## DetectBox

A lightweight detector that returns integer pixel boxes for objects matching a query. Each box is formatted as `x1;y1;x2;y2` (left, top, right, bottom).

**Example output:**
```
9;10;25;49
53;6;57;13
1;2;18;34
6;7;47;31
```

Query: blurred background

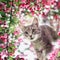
0;0;60;60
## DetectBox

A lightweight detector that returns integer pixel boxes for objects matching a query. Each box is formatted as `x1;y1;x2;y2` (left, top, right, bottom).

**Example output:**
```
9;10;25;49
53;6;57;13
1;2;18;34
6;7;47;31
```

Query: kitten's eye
25;32;28;34
32;29;35;32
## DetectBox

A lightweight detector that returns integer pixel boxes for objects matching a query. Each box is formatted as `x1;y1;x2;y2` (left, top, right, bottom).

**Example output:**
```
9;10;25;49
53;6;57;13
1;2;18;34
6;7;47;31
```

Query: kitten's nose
30;35;32;37
30;35;33;39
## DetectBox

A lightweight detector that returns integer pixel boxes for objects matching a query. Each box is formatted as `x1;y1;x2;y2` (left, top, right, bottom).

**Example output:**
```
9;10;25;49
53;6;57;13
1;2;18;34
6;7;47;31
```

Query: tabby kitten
19;18;58;60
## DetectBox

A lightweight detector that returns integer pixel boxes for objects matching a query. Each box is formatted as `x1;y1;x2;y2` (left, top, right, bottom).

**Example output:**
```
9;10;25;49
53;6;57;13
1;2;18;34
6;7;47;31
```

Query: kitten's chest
32;39;45;51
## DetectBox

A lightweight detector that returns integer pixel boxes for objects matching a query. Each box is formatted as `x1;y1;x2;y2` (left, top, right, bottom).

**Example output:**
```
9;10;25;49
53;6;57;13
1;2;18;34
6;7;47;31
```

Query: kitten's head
19;17;40;41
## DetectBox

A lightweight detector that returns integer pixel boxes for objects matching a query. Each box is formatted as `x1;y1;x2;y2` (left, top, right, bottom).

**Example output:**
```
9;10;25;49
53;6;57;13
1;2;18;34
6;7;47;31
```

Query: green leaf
0;27;3;31
10;16;19;25
0;27;5;34
0;0;11;3
0;11;8;20
0;39;4;44
8;47;12;53
53;10;60;15
11;45;15;49
11;40;15;44
8;56;13;60
0;48;3;52
30;2;34;6
9;25;15;33
6;3;11;8
18;50;21;52
8;44;15;53
15;1;21;6
57;51;60;57
0;11;5;17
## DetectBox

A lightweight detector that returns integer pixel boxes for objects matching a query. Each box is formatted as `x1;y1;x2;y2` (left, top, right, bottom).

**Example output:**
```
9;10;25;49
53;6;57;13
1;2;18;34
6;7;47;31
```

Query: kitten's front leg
42;50;47;60
36;50;44;60
36;50;47;60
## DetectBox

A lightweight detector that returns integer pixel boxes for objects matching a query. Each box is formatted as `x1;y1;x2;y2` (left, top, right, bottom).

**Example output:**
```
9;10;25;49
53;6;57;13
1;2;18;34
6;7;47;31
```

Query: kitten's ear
32;17;38;27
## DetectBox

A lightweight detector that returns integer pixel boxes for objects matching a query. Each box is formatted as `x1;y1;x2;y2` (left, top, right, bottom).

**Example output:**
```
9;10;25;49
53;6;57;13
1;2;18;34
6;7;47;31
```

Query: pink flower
37;0;41;3
31;10;34;15
42;0;47;6
42;0;55;7
0;33;7;43
4;33;7;39
18;38;23;42
58;32;60;36
4;8;11;13
0;55;2;60
57;39;60;45
48;49;59;60
19;3;26;8
14;0;19;2
21;0;26;3
2;34;7;39
37;5;40;10
53;15;58;20
0;2;6;11
13;31;20;36
0;44;6;48
0;20;3;25
57;1;60;9
20;58;24;60
29;7;33;11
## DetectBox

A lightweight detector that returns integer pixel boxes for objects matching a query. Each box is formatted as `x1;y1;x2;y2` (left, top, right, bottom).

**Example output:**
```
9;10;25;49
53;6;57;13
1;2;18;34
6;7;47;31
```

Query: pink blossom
20;58;24;60
57;39;60;45
0;44;6;48
21;0;26;3
37;5;40;10
18;38;23;42
4;33;7;39
0;34;7;39
19;3;26;8
31;10;34;15
0;20;3;25
0;2;6;11
14;31;20;36
0;34;7;43
4;8;11;13
0;55;2;60
42;0;55;6
48;49;59;60
16;55;24;60
57;31;60;36
42;0;47;6
14;0;19;2
1;50;8;59
0;35;5;39
57;1;60;9
37;0;41;3
53;15;58;20
19;20;26;25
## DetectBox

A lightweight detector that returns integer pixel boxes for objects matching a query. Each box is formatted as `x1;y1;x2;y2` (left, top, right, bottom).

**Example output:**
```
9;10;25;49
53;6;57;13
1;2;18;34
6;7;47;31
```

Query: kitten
19;18;58;60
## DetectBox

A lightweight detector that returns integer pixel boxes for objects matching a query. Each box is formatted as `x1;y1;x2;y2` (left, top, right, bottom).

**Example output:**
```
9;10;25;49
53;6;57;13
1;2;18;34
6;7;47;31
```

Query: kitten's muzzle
30;35;33;39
